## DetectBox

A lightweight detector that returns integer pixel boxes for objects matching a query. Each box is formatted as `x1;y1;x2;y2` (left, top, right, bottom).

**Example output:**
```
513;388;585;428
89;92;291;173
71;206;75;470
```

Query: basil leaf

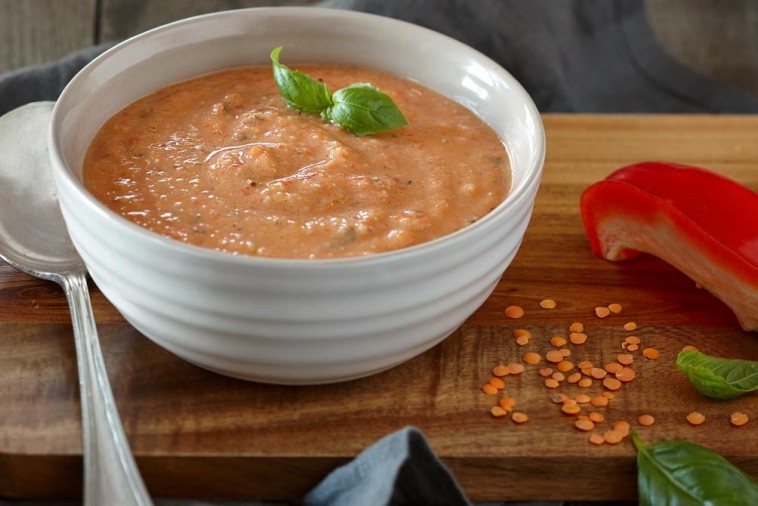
632;433;758;506
270;48;407;136
270;47;332;115
676;349;758;399
325;83;408;135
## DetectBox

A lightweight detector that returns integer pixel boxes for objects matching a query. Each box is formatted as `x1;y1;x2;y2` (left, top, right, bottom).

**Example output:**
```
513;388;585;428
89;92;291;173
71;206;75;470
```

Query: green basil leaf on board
270;47;407;135
326;83;408;135
676;349;758;400
632;433;758;506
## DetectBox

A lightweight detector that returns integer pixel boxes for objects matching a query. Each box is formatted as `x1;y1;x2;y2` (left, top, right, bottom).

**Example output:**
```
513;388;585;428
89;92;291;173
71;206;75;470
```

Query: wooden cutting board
1;114;757;502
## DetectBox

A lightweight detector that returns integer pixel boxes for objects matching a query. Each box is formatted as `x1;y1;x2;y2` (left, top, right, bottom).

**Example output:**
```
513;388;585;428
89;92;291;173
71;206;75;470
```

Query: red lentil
540;298;557;309
505;305;525;318
642;347;660;360
686;412;706;426
730;412;749;427
595;306;611;318
511;412;529;424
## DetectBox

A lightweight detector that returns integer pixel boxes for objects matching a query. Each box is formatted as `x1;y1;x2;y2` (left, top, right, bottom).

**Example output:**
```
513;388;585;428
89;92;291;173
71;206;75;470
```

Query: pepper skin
580;162;758;331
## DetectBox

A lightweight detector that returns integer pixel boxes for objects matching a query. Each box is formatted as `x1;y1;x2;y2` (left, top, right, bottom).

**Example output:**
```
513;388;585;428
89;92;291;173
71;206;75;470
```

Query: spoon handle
62;271;153;506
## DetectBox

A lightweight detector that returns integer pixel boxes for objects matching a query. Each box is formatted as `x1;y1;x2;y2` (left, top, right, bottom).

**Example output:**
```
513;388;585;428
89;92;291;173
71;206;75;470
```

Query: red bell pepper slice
580;161;758;331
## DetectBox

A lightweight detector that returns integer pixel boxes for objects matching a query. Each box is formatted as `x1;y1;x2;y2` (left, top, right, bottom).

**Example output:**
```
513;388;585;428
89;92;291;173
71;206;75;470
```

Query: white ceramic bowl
49;7;545;384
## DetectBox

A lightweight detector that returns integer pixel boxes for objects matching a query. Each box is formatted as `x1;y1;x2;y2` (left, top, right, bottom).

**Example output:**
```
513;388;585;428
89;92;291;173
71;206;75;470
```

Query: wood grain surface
1;114;757;502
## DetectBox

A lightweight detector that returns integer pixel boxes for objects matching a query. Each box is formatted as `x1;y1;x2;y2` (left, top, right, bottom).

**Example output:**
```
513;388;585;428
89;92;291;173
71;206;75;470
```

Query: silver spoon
0;102;152;506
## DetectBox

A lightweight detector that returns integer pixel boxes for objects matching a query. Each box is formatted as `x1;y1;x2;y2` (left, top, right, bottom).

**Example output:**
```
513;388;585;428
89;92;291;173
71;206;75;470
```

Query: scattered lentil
569;332;588;345
602;377;622;391
498;396;516;412
562;402;582;415
540;298;557;309
557;360;575;372
615;367;636;383
589;433;605;445
603;430;624;444
550;393;569;404
578;378;593;388
490;406;508;418
508;363;525;375
595;306;611;318
613;421;631;437
686;411;706;426
511;412;529;424
616;354;634;366
515;334;530;346
730;412;749;427
522;352;542;365
550;336;568;347
538;367;554;377
642;347;660;360
590;367;608;379
590;395;609;407
505;305;525;319
545;350;564;363
493;365;510;377
489;376;506;390
544;378;560;389
604;362;623;374
569;322;584;333
482;383;498;395
485;300;701;448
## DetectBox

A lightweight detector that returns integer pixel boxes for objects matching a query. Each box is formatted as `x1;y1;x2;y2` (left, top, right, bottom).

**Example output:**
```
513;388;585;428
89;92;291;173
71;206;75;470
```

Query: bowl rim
49;6;545;269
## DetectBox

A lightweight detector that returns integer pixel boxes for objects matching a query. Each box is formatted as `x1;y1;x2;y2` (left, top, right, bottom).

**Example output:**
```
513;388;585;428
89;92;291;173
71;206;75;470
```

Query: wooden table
1;114;757;502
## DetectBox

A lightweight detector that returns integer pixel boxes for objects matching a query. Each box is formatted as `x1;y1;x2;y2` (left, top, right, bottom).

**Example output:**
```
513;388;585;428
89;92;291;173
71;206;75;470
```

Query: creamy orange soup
83;65;511;259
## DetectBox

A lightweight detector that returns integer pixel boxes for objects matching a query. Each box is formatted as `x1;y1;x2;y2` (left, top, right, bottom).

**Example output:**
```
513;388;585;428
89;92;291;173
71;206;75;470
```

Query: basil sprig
676;349;758;400
270;47;407;135
632;433;758;505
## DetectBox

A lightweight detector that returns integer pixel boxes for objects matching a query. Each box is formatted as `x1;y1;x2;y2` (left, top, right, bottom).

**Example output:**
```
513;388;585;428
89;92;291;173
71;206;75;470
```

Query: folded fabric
3;0;758;115
305;426;470;506
0;44;112;116
321;0;758;113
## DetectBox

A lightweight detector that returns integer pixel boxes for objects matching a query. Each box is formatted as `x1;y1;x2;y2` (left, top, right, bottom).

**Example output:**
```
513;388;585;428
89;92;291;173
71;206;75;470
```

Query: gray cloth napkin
321;0;758;113
305;426;470;506
1;0;755;504
3;0;758;115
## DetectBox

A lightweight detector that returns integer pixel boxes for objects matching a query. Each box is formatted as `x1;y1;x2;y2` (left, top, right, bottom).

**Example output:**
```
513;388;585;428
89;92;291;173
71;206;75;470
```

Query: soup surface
83;65;511;258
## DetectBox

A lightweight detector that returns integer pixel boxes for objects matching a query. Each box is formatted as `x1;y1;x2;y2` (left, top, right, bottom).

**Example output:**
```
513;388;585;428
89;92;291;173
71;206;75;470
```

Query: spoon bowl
0;102;151;506
0;102;81;279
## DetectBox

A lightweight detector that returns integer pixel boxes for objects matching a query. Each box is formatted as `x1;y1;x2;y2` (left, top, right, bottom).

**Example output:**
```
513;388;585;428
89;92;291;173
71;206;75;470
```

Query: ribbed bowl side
55;179;537;383
50;7;545;384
